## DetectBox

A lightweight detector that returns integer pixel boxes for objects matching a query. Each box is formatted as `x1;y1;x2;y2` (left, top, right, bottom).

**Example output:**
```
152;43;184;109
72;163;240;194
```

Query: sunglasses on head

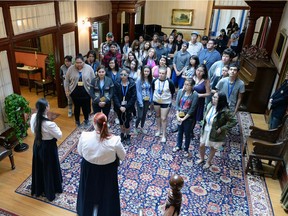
120;73;128;77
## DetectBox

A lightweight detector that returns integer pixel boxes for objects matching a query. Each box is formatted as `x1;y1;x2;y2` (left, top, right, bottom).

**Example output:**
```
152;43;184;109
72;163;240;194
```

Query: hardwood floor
0;86;286;215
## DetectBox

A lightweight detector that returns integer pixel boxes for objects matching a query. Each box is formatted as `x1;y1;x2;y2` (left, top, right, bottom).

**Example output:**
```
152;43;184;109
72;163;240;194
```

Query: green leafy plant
47;53;56;79
4;93;31;144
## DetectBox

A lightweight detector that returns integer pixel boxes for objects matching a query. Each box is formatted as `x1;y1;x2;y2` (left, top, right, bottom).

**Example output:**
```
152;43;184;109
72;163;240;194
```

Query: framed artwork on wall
274;29;287;60
171;9;193;26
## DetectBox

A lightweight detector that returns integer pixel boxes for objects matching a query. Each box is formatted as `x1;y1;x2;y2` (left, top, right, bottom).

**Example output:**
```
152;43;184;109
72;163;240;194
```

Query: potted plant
46;53;56;80
4;93;31;152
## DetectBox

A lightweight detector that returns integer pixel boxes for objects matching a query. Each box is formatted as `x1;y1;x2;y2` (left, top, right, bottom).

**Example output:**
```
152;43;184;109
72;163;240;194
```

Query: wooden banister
164;174;184;216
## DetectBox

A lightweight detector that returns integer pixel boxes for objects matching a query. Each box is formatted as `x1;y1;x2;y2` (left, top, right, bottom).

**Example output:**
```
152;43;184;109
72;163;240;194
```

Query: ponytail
93;112;111;141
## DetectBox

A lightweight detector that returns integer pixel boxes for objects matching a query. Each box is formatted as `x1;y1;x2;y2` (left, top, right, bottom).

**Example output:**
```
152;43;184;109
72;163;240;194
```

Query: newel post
164;174;184;216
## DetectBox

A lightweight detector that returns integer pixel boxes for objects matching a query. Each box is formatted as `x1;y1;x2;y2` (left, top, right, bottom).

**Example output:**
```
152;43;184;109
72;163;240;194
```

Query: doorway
89;15;109;59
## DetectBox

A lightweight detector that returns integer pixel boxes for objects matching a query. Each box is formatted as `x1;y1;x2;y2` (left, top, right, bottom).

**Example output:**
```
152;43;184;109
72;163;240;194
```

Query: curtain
0;51;14;134
0;7;7;38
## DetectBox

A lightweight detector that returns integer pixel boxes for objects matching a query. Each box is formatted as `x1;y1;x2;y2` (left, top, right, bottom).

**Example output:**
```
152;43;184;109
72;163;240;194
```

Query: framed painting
274;29;287;60
171;9;193;26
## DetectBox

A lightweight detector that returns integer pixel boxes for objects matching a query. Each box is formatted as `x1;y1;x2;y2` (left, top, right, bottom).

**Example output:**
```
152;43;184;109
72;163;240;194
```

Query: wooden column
243;16;257;48
244;1;286;56
129;12;135;41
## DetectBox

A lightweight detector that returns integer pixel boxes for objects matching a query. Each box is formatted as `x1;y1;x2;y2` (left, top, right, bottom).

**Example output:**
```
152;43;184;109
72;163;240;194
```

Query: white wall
77;1;111;54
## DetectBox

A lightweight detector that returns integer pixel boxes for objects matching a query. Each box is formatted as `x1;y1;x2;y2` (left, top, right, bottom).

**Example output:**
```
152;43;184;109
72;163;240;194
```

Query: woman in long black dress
77;112;126;216
30;98;63;201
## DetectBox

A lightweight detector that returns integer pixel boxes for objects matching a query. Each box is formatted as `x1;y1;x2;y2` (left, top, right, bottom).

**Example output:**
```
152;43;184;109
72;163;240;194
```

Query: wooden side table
34;80;55;98
17;66;43;92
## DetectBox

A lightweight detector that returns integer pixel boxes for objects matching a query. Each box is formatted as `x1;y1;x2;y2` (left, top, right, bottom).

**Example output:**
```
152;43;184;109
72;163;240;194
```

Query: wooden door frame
88;14;110;51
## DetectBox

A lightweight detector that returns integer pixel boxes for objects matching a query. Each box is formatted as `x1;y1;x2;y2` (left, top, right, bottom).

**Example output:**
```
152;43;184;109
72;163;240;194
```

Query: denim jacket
202;102;237;142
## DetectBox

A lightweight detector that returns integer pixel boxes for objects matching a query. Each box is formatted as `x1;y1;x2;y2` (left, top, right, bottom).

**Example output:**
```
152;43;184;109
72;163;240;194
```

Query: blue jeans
176;118;193;151
269;115;282;129
172;70;184;89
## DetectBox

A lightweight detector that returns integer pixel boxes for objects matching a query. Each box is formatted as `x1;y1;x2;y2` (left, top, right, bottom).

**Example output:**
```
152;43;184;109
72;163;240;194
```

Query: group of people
32;25;281;215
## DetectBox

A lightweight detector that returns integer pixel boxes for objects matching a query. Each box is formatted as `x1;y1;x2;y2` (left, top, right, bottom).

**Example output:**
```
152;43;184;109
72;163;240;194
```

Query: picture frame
171;9;193;26
274;29;287;60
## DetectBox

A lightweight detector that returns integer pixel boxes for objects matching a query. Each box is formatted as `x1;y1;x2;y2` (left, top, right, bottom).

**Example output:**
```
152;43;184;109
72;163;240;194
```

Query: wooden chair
244;115;288;179
0;136;15;170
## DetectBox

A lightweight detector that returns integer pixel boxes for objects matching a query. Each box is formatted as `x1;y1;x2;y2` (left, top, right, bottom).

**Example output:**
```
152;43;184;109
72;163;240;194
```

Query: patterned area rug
31;108;60;121
15;110;274;215
0;208;18;216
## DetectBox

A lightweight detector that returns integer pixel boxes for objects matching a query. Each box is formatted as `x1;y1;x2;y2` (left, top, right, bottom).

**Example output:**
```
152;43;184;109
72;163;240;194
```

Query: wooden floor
0;86;285;215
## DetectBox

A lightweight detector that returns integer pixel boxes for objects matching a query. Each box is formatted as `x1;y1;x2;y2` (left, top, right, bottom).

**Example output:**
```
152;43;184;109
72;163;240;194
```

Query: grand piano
239;58;277;114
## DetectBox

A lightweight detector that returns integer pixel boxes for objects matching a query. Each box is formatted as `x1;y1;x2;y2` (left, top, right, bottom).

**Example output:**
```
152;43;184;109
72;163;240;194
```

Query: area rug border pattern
15;112;275;215
238;111;274;216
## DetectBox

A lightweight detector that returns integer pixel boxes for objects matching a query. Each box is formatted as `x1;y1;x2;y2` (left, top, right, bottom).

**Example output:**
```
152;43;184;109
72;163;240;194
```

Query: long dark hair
107;58;119;72
34;98;50;145
216;92;229;113
188;55;200;69
141;65;153;84
196;64;208;80
96;65;106;81
93;112;111;141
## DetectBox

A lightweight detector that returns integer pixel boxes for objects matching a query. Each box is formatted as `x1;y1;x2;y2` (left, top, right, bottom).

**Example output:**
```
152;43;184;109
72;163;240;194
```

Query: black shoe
172;127;178;133
76;121;80;127
120;133;125;142
84;120;90;127
126;134;131;145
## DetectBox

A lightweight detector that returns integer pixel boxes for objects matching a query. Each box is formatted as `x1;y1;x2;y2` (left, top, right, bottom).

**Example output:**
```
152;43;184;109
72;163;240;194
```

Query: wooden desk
17;66;43;92
34;80;55;98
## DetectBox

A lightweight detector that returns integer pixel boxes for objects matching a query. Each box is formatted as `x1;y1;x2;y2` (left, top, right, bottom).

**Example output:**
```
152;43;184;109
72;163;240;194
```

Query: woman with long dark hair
135;66;153;134
197;92;236;169
85;50;100;73
172;79;198;157
90;65;114;118
106;58;120;83
30;98;62;201
77;112;126;216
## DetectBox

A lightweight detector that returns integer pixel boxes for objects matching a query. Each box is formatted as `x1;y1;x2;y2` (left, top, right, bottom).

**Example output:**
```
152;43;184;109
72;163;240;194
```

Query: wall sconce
82;17;91;28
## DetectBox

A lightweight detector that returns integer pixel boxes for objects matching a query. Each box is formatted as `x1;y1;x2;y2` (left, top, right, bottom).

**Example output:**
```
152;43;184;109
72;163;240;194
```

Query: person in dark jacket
269;71;288;129
90;65;114;118
113;68;137;145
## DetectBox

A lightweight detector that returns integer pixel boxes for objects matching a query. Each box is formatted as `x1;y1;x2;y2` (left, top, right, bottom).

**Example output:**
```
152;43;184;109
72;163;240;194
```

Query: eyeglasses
120;74;128;77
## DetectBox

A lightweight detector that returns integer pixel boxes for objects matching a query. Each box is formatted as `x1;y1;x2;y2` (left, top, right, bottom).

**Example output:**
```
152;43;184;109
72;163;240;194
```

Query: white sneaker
161;136;166;143
141;128;147;134
155;131;161;137
68;110;72;117
134;128;139;135
115;118;120;125
203;163;211;169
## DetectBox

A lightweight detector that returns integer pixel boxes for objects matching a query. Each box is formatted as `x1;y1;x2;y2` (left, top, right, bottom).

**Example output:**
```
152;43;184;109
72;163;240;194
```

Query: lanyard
158;79;166;95
227;79;236;98
180;95;188;109
100;79;104;95
79;72;82;81
112;73;116;82
208;106;215;125
121;84;128;100
144;81;150;96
